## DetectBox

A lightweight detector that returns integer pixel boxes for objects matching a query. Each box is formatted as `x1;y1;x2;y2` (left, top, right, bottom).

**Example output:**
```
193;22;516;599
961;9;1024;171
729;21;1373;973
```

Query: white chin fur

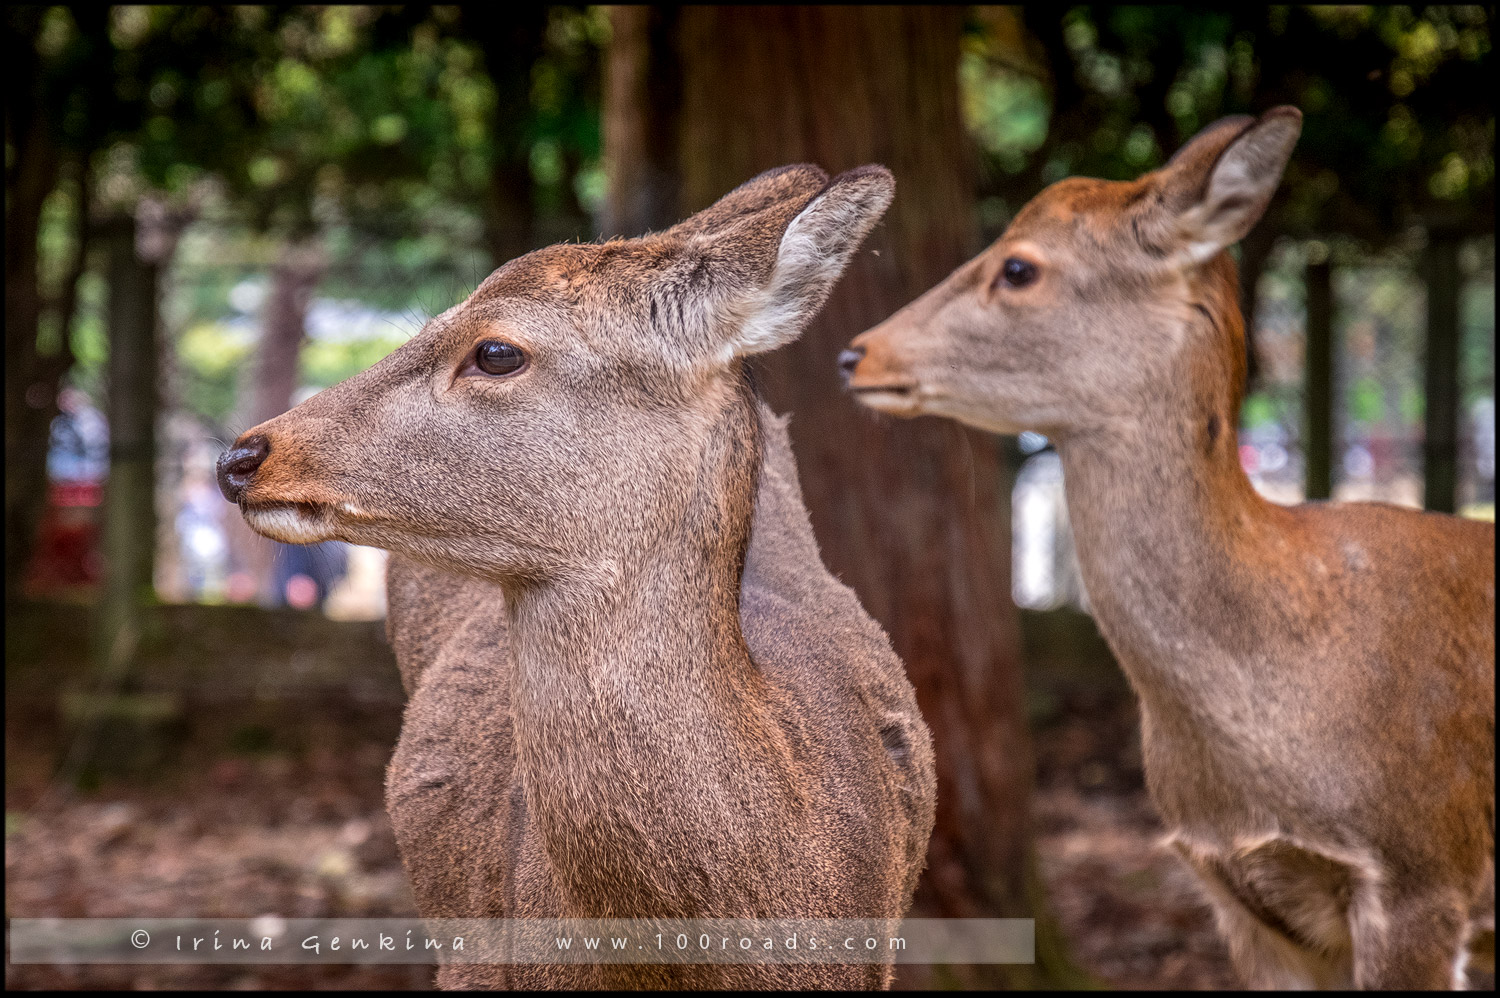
244;505;334;544
852;389;923;417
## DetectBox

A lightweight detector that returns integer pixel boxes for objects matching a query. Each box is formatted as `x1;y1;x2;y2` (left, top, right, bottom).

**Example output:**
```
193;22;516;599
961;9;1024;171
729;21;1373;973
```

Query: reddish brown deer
843;107;1495;989
217;164;936;988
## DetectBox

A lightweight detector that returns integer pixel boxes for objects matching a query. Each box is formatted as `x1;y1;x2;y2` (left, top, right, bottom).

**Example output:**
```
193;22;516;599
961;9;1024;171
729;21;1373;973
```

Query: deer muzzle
216;429;348;545
841;325;923;416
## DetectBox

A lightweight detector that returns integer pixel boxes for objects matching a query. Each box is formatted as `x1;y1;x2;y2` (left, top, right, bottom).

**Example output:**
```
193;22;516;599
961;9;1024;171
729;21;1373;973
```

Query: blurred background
6;5;1493;990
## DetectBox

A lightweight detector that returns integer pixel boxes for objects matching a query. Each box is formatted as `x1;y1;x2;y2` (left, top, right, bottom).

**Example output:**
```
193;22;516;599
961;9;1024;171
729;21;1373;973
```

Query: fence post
1422;229;1462;513
1304;244;1335;501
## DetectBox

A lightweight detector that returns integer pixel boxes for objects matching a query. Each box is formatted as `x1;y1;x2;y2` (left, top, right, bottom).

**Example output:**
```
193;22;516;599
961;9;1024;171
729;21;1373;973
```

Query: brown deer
216;164;936;988
842;107;1495;989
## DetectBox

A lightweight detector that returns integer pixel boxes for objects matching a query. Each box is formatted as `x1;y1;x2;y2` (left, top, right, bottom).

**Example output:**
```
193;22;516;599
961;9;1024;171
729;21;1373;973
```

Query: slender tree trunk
1422;230;1461;513
1303;251;1335;500
98;213;159;672
251;241;325;428
231;238;326;606
609;6;1073;986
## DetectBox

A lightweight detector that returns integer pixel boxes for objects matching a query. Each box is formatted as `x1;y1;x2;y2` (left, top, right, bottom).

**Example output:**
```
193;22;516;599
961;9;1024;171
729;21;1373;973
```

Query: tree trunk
5;111;63;600
1303;251;1335;501
251;241;325;428
98;213;159;672
463;6;549;266
231;238;326;606
600;5;681;239
5;7;101;601
1422;230;1461;513
608;6;1072;986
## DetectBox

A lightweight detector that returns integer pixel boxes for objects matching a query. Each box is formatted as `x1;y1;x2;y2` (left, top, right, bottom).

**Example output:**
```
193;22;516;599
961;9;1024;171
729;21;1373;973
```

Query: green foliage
1349;376;1385;425
1241;394;1280;431
300;332;409;391
961;6;1495;244
174;321;256;425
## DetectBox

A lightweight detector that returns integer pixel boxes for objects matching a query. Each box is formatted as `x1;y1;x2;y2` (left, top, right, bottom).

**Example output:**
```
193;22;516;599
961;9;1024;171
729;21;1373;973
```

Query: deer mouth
848;381;924;416
242;501;339;545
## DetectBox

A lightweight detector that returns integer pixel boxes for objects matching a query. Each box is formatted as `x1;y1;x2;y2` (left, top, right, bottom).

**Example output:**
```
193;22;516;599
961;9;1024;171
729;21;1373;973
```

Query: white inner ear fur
718;183;889;362
1173;149;1270;266
1172;120;1298;267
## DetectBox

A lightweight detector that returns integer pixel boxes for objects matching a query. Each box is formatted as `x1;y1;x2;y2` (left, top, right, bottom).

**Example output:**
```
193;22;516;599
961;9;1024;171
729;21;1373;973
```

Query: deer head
218;165;894;592
842;107;1302;438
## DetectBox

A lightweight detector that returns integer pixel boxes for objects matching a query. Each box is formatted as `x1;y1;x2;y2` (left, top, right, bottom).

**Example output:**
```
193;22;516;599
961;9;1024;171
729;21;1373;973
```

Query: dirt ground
3;602;1486;990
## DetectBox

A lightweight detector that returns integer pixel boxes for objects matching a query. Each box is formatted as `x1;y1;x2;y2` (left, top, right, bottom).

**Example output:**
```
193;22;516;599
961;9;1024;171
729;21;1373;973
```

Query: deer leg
1464;861;1495;978
1200;875;1349;988
1352;884;1471;989
1172;840;1352;988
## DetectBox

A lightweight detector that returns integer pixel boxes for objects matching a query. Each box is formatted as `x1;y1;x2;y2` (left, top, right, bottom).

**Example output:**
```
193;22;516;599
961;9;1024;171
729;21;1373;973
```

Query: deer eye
999;257;1039;290
473;341;527;377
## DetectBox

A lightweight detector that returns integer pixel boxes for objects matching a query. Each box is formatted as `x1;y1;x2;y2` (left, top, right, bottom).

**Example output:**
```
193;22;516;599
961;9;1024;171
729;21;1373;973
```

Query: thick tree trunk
463;6;549;266
5;115;63;600
608;6;1070;986
6;8;105;601
1422;230;1461;513
1303;252;1335;500
600;6;681;239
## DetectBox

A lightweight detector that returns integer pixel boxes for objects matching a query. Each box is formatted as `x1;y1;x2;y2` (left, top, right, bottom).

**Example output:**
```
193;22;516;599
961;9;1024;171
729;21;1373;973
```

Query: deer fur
220;164;936;988
845;107;1495;989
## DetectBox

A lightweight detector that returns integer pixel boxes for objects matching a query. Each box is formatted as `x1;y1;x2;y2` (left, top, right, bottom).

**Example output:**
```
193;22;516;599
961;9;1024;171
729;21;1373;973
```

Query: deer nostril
838;346;866;383
216;434;271;503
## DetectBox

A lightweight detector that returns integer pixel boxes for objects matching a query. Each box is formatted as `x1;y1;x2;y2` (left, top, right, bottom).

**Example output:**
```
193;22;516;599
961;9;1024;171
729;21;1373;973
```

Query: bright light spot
188;524;224;560
1343;444;1375;480
229;279;267;314
285;574;319;610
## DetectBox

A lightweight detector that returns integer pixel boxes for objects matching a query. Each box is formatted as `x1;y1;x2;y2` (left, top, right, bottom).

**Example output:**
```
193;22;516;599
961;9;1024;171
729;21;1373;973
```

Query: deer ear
1161;106;1302;264
669;163;831;240
720;164;894;359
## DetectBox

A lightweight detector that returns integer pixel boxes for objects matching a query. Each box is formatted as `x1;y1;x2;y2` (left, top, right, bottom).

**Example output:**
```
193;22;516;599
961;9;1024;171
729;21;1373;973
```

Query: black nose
838;346;865;383
216;434;270;503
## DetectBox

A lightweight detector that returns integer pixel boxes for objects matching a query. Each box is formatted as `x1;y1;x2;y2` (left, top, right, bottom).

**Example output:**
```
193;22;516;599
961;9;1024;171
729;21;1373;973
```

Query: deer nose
216;434;271;503
838;346;865;383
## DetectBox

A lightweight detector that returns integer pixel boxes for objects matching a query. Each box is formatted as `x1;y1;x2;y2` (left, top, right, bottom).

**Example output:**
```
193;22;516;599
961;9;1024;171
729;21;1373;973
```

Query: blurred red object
24;481;103;592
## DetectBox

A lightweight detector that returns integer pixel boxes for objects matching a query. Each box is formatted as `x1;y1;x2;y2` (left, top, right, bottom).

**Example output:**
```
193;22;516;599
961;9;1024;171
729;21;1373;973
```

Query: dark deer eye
999;257;1039;289
473;341;526;377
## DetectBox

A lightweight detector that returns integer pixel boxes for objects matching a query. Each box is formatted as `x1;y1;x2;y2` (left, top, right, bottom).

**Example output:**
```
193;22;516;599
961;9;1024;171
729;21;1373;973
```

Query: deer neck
1055;329;1286;722
502;377;798;915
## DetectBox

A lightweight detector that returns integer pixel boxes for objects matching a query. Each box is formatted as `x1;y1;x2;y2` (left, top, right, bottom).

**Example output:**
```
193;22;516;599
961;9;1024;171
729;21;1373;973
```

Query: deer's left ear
649;163;893;368
1161;106;1302;264
722;164;894;359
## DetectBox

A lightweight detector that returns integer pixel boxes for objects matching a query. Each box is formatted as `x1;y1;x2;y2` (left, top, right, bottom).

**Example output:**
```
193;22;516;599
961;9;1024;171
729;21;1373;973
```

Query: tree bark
609;6;1070;986
1422;231;1461;513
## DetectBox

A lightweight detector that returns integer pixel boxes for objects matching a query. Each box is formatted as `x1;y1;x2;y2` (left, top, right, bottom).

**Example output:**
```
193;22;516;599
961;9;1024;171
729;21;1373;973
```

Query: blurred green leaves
961;5;1494;242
